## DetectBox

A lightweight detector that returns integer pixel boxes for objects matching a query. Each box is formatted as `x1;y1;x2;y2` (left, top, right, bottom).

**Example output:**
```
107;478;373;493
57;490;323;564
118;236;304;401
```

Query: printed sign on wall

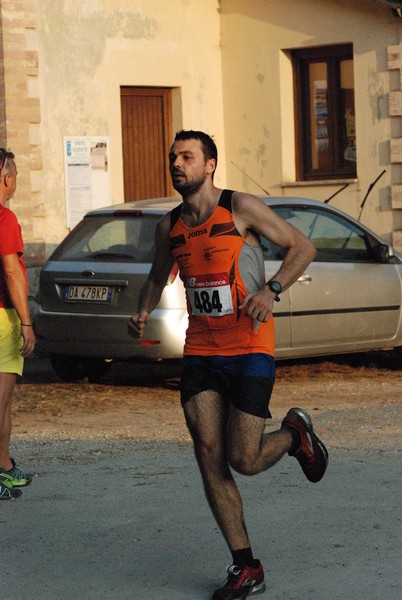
64;136;111;228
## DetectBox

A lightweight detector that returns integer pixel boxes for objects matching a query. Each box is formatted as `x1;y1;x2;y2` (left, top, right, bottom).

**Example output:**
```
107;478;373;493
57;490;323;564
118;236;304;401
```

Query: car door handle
297;273;312;284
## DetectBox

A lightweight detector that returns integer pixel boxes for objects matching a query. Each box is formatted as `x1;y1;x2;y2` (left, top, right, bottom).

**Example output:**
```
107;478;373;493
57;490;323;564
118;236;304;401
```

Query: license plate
63;285;113;302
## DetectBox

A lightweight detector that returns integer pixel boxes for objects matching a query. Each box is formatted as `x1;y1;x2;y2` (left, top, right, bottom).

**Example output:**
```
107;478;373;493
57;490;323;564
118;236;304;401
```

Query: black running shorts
180;353;275;419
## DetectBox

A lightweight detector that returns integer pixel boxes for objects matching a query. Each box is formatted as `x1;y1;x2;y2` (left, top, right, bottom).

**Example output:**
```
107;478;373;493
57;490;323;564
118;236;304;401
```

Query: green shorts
0;308;24;375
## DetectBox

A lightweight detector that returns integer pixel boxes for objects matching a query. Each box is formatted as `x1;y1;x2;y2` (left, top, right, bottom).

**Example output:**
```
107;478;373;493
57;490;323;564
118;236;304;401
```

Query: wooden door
121;87;173;201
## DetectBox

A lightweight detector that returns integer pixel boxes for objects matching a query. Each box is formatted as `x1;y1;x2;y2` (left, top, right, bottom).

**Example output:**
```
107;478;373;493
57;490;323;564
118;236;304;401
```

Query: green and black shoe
0;459;32;487
0;476;22;500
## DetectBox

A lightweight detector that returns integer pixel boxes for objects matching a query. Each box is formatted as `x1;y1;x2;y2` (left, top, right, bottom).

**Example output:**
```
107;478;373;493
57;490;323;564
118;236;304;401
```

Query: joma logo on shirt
188;228;207;238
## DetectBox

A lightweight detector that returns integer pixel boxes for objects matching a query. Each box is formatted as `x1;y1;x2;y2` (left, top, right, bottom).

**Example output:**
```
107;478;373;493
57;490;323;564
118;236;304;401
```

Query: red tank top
169;190;275;357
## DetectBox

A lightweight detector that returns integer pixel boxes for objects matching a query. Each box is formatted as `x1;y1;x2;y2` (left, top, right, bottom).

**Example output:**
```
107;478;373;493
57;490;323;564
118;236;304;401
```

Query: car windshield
50;214;159;263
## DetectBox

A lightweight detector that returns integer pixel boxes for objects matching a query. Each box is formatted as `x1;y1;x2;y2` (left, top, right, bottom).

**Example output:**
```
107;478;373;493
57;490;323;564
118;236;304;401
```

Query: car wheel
85;358;111;383
392;346;402;367
49;354;110;382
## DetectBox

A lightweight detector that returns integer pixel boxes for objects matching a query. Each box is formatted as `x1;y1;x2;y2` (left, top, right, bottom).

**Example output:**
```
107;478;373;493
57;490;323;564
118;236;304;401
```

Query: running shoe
0;458;32;487
281;407;328;483
212;562;266;600
0;477;22;500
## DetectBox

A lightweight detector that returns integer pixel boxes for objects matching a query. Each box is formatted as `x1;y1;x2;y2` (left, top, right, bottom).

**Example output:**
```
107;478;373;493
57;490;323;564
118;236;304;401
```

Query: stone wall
388;43;402;251
0;0;45;316
0;2;44;253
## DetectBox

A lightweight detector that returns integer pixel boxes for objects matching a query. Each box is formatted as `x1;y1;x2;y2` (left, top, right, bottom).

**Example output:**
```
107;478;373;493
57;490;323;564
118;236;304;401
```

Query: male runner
128;130;328;599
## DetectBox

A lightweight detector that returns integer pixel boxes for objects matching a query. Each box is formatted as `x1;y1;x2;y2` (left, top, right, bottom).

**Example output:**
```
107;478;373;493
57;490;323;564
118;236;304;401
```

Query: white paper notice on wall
64;136;111;228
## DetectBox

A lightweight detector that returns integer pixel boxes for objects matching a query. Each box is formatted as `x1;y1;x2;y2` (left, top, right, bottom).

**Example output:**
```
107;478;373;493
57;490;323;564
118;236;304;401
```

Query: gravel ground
1;352;401;600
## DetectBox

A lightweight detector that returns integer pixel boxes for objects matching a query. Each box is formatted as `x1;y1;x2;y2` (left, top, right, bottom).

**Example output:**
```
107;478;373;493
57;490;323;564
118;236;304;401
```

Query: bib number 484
193;289;223;314
186;273;234;317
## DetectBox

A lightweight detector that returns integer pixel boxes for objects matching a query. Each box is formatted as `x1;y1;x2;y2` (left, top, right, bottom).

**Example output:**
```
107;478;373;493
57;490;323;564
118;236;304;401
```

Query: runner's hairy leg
227;406;292;476
183;390;251;551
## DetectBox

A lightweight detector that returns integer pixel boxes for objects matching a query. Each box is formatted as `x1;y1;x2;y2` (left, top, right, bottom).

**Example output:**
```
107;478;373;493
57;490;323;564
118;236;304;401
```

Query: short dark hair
173;130;218;167
0;148;15;177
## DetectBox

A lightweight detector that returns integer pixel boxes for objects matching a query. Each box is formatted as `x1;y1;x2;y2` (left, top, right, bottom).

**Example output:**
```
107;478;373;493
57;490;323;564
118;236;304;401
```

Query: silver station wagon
35;196;402;381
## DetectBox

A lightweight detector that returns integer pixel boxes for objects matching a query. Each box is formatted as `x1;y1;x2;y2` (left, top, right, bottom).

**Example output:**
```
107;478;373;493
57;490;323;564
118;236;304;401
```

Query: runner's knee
227;448;259;476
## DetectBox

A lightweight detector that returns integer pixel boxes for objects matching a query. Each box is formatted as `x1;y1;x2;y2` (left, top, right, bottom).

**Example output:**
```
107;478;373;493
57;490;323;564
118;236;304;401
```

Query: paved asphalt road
1;435;400;600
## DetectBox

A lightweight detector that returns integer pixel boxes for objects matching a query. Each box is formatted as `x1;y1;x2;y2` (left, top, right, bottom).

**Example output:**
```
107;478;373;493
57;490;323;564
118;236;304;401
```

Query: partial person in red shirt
0;148;35;500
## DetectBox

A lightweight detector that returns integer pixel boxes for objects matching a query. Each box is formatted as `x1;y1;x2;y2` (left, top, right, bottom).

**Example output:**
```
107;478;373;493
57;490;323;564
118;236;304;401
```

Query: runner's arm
233;193;317;321
128;214;176;339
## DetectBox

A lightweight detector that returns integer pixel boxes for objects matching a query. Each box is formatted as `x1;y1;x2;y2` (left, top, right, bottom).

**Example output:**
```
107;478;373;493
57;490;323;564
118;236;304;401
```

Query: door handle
297;273;312;284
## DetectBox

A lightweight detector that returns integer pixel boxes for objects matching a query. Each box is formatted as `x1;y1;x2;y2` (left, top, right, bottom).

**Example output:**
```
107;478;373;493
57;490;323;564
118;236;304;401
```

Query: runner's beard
172;173;207;196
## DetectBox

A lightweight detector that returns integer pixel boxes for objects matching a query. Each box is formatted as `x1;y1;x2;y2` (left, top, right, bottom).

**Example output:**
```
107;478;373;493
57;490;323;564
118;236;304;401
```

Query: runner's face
169;139;214;195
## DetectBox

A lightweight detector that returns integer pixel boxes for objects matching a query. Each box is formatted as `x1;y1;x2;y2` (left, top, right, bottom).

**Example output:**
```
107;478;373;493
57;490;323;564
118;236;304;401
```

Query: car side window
260;239;285;261
265;205;373;263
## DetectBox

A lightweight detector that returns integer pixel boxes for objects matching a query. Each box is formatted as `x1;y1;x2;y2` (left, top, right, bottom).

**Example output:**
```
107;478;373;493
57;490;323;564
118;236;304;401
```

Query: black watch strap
266;279;282;302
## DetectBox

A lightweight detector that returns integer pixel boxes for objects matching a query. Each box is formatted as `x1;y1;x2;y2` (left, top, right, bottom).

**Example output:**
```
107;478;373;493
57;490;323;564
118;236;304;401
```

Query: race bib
185;273;234;317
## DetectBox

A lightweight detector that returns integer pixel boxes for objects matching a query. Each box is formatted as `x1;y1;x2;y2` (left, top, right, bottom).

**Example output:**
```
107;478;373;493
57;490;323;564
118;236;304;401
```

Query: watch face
268;280;282;294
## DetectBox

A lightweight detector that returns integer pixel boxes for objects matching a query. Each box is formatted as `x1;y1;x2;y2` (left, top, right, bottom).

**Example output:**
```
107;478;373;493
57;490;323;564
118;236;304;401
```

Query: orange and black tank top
169;189;275;357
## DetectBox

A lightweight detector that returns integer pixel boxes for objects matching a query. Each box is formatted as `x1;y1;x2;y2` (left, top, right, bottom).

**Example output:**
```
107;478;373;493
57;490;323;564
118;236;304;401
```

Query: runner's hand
20;325;36;357
128;311;149;339
239;287;276;322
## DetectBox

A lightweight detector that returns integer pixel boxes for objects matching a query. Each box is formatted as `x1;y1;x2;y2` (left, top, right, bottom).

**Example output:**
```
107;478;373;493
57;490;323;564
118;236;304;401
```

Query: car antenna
358;169;386;221
324;183;349;203
231;161;270;195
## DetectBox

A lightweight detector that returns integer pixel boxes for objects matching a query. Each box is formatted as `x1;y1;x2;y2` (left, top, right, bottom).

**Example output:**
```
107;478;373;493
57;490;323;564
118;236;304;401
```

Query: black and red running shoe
212;562;266;600
282;407;329;483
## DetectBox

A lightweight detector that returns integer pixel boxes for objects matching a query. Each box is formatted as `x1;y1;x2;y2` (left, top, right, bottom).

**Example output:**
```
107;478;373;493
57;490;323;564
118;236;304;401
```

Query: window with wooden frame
293;44;356;181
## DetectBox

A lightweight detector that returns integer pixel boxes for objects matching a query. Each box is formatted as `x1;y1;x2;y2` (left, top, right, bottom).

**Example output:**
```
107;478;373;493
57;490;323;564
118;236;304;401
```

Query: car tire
49;354;110;383
392;346;402;368
86;358;111;383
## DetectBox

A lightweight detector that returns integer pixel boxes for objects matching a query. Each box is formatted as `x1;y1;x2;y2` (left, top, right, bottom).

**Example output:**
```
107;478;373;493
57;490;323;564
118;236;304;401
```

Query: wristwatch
266;279;282;302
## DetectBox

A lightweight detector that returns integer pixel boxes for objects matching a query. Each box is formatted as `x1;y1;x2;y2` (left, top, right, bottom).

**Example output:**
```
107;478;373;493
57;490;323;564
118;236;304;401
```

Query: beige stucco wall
219;0;402;245
2;0;401;258
32;0;225;248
